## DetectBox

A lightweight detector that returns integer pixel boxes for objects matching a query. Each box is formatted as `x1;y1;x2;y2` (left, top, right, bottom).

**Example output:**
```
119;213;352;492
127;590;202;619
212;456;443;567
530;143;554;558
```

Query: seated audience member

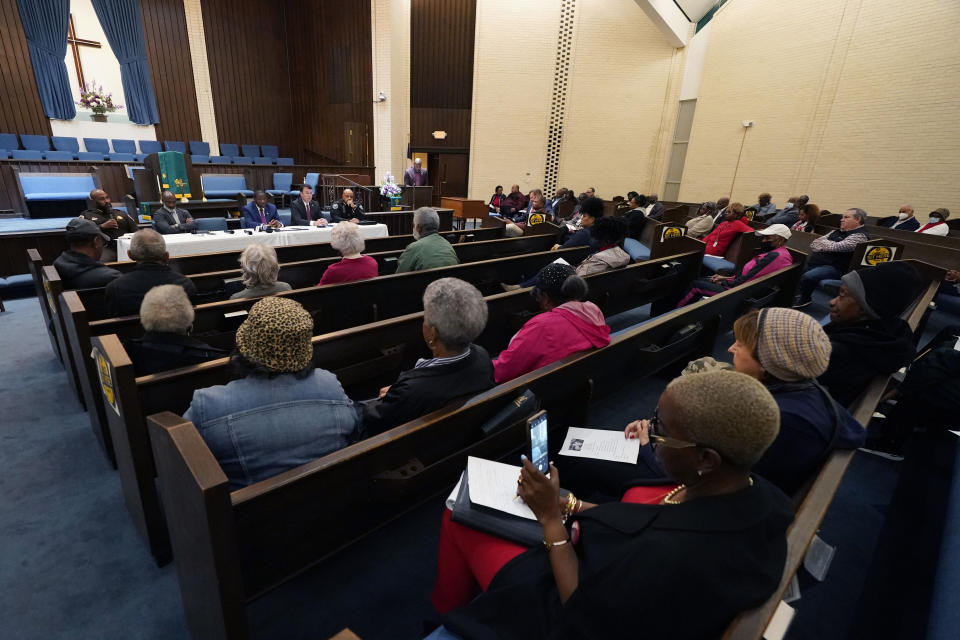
751;192;777;219
935;269;960;316
879;204;920;232
767;194;808;227
862;323;960;458
499;184;528;218
241;191;283;229
575;217;630;276
330;188;367;223
290;184;330;226
184;297;361;490
710;197;731;226
488;185;506;214
677;224;793;306
125;285;226;376
791;203;820;232
79;188;139;261
514;189;545;221
646;193;664;220
363;278;495;434
548;187;568;214
794;207;870;308
622;194;650;260
153;190;197;234
685;201;718;239
552;196;603;250
917;207;950;236
53;218;121;288
318;222;379;285
702;201;753;269
397;207;460;272
230;243;293;299
492;263;610;383
820;261;923;407
104;230;197;317
429;371;791;640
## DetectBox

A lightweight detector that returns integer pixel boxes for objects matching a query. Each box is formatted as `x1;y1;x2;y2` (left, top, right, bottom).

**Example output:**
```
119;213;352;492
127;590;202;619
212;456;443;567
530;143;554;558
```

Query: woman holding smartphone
427;371;792;639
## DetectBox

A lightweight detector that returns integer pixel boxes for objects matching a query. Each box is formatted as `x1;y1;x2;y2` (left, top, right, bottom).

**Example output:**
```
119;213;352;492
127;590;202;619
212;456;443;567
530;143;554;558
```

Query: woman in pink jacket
492;263;611;383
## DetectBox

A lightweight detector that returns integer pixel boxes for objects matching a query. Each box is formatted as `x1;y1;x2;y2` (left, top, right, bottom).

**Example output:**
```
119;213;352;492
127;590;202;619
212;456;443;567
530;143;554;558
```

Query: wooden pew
28;248;61;361
41;266;85;408
89;247;708;562
73;234;561;319
144;265;802;638
721;260;942;640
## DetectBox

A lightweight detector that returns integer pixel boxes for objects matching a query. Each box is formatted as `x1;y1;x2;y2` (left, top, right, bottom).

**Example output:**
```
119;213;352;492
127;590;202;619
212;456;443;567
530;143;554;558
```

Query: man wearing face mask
881;204;920;231
917;207;950;236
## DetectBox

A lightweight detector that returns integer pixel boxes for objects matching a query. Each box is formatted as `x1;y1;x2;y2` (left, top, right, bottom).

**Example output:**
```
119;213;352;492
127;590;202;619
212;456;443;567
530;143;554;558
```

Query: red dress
317;255;378;286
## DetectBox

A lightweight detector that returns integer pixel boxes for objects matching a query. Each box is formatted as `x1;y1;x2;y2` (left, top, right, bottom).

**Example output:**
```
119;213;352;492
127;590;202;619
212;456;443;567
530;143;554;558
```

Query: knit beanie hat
235;297;314;373
841;262;923;320
534;262;576;299
755;307;832;382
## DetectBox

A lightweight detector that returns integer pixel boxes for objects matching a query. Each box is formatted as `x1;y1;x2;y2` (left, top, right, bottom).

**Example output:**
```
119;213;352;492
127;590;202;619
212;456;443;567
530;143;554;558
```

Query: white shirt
919;222;949;236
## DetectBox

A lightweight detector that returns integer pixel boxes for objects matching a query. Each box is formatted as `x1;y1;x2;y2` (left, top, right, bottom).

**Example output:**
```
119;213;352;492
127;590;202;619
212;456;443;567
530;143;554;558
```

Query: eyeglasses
648;408;700;450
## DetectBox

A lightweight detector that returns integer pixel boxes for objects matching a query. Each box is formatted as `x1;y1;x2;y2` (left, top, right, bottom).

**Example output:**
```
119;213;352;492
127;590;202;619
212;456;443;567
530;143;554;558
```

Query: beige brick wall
679;0;960;215
388;0;411;181
183;0;218;152
469;0;687;200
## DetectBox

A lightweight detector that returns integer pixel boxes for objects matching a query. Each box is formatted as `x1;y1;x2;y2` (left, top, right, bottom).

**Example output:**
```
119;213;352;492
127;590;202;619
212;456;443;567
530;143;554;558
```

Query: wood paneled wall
140;0;202;144
200;0;294;159
285;0;374;166
410;0;476;149
0;0;52;137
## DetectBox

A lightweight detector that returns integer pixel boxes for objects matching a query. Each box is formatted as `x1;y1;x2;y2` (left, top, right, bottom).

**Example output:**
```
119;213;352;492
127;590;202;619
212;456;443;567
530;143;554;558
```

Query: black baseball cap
65;218;110;242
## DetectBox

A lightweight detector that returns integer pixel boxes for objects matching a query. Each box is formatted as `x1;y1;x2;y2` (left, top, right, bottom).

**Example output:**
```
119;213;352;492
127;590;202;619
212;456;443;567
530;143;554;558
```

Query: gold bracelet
543;537;569;551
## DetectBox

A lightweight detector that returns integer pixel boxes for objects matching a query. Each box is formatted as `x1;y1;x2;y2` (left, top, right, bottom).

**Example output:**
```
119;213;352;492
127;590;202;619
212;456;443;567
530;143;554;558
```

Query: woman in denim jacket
184;296;361;489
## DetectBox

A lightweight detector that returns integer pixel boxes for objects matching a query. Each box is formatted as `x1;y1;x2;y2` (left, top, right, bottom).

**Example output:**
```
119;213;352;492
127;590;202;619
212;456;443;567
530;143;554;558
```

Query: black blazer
443;476;793;640
362;344;495;435
104;263;198;317
290;199;331;226
153;207;197;234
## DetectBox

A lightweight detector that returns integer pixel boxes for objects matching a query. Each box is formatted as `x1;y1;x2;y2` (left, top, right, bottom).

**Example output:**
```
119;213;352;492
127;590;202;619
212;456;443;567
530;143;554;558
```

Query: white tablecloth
116;224;389;261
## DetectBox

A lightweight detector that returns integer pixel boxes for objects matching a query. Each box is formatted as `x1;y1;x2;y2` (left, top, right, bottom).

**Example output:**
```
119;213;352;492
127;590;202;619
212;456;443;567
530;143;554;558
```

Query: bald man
329;188;366;223
404;157;428;187
79;188;139;261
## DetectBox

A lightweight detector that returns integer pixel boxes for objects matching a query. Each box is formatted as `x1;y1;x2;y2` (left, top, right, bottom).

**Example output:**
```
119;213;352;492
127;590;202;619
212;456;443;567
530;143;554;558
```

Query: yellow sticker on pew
861;245;896;266
92;347;120;416
43;279;56;318
660;226;686;242
529;213;545;226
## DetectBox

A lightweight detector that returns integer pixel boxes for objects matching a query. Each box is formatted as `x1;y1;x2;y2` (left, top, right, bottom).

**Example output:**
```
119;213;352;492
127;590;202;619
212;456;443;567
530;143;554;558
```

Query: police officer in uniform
329;188;367;223
79;188;139;261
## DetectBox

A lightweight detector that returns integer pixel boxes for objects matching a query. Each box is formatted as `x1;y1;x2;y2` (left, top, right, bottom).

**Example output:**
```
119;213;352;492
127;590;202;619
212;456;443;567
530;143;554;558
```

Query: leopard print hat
235;296;313;373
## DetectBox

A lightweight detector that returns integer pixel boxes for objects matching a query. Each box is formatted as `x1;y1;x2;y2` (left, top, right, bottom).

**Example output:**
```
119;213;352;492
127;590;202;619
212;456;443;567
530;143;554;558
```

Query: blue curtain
15;0;75;120
90;0;160;125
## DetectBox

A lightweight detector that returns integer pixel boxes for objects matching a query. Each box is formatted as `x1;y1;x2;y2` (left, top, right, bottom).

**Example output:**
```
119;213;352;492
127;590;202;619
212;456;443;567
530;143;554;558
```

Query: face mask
760;240;775;250
929;216;941;224
783;203;794;210
897;212;909;221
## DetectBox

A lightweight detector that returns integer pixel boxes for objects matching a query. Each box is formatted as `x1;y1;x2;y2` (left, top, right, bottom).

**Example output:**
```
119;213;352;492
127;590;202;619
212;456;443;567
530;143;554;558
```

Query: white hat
756;224;792;240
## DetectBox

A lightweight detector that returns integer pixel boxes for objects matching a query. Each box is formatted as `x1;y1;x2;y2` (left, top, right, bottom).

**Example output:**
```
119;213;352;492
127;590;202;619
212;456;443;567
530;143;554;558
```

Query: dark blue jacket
241;201;281;229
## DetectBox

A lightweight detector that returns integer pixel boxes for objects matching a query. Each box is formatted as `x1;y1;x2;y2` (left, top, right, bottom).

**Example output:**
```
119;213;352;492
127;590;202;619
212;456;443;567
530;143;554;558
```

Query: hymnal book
558;427;641;464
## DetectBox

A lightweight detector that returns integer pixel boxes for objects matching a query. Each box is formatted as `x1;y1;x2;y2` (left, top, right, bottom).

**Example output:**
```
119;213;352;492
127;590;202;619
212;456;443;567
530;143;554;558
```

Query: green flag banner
157;151;192;199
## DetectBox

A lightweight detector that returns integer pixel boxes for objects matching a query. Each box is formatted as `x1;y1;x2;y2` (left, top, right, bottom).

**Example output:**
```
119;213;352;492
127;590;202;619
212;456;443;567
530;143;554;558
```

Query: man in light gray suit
153;191;197;234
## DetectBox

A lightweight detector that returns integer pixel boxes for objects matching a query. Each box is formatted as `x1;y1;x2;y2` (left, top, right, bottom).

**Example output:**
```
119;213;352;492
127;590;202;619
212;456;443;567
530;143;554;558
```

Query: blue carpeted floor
1;284;953;639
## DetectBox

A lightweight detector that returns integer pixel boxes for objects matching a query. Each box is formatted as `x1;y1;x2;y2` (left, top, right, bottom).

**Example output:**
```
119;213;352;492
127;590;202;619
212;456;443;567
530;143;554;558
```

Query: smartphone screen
527;410;549;475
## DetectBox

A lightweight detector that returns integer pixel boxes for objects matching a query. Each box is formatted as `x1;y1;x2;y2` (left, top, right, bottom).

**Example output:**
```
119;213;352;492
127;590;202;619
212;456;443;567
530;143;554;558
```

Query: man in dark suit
290;184;331;226
403;157;428;186
241;190;283;229
104;229;198;317
153;190;197;234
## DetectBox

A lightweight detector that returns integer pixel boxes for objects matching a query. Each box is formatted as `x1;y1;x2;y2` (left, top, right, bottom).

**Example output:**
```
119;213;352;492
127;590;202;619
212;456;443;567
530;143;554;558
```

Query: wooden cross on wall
67;14;101;91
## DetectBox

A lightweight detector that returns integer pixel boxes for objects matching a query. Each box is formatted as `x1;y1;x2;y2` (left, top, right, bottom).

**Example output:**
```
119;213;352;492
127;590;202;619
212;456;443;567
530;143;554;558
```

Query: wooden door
343;121;369;166
433;152;469;205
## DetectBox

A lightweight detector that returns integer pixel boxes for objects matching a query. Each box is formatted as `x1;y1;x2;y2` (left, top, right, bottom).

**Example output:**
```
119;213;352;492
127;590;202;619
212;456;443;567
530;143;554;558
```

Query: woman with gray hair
230;243;293;299
125;285;226;375
362;277;494;435
317;222;378;285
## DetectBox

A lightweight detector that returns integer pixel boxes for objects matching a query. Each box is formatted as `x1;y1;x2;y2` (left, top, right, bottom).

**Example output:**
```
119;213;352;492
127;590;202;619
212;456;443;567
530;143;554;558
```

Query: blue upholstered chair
189;141;210;155
83;138;110;154
51;136;80;157
44;150;75;161
267;173;293;207
0;133;18;152
195;217;228;231
20;135;51;152
219;143;239;157
209;155;231;164
112;139;144;161
252;156;272;165
191;154;211;164
108;153;135;162
201;174;254;198
140;140;163;154
241;144;261;157
289;171;320;198
77;151;106;161
11;149;44;160
0;150;9;159
275;157;294;166
261;144;279;159
232;156;252;164
164;140;187;153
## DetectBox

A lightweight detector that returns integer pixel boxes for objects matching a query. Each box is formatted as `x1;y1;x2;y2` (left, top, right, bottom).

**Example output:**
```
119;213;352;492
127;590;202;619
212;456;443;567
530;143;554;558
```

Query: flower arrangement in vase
380;173;402;210
77;83;124;122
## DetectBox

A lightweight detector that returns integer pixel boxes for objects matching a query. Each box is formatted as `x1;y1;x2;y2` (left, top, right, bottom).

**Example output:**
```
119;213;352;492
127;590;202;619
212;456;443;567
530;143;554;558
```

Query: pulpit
402;185;433;209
